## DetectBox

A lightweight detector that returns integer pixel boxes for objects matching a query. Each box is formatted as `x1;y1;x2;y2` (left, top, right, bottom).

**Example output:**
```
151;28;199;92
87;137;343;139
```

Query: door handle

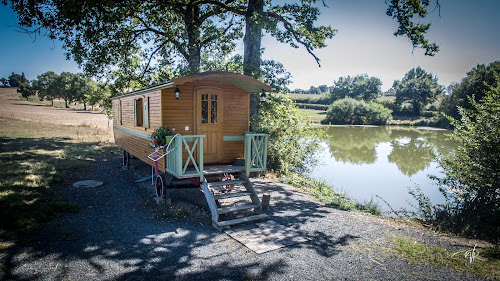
198;127;201;130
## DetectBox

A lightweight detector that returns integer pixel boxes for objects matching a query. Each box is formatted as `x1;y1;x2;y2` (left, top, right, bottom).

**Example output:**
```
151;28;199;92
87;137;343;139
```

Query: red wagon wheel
123;151;130;167
155;175;164;198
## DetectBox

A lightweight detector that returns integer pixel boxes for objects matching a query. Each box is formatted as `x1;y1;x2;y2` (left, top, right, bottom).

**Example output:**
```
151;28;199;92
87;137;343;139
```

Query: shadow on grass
0;136;118;239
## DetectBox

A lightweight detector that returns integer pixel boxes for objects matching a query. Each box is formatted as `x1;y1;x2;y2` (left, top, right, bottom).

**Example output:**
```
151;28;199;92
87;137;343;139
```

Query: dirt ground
0;88;494;280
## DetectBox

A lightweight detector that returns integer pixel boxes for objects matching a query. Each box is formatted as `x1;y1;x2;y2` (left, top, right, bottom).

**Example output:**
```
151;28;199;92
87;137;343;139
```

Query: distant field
283;93;322;100
297;108;327;123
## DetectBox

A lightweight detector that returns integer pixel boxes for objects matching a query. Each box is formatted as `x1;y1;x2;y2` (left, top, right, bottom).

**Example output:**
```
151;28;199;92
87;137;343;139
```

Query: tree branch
264;11;322;67
201;22;234;45
141;41;169;79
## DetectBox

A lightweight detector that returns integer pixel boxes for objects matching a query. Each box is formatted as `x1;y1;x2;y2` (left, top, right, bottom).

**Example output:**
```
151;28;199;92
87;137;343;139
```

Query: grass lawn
0;117;119;241
297;108;327;124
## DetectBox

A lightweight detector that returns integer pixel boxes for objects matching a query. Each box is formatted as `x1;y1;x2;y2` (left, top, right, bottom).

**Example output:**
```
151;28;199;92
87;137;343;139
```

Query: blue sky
1;0;499;91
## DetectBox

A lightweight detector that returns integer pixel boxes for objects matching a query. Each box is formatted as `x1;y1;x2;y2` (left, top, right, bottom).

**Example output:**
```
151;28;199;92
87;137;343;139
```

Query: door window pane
201;94;208;124
211;98;217;124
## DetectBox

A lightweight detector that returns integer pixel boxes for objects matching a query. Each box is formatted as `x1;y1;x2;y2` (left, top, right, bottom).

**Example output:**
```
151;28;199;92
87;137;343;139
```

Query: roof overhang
111;71;272;100
173;71;272;93
111;82;174;100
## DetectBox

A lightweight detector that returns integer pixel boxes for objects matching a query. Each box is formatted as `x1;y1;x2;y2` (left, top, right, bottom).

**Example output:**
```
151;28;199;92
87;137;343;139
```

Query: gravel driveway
1;156;486;281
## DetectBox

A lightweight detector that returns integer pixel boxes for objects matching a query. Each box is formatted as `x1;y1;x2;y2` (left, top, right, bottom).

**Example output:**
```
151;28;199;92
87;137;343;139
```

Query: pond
310;126;457;215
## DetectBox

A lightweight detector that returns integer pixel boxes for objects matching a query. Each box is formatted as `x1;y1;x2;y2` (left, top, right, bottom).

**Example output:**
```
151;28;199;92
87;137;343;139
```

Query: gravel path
1;157;486;281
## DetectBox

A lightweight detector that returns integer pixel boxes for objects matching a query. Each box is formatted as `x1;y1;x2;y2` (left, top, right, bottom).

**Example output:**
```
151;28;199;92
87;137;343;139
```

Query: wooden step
217;204;259;214
204;165;245;175
216;214;268;228
214;191;252;200
208;179;246;187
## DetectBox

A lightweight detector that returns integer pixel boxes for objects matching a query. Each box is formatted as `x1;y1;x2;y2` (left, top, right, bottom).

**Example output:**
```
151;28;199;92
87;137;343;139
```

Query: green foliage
279;172;382;216
441;61;500;120
32;71;58;102
434;83;500;242
398;82;500;242
7;72;28;88
252;94;320;174
323;98;392;125
387;235;500;279
290;92;331;105
393;66;444;115
202;54;292;93
330;75;382;102
386;0;440;56
17;82;36;99
150;126;172;147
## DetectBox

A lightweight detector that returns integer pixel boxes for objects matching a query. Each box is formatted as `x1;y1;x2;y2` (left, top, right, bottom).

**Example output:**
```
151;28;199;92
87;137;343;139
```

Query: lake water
310;126;457;214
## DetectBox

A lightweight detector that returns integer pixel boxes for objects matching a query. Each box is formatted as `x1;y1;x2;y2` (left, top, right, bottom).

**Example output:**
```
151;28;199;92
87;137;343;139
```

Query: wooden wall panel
113;90;162;134
113;90;166;170
114;129;166;171
114;78;251;167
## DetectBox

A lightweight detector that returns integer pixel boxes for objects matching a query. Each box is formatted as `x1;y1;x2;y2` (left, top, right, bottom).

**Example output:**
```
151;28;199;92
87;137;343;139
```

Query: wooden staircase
201;165;268;230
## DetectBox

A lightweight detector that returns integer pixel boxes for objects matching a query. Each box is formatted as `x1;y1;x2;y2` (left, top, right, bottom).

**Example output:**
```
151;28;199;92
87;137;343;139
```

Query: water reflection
322;126;391;165
313;126;457;212
319;126;453;176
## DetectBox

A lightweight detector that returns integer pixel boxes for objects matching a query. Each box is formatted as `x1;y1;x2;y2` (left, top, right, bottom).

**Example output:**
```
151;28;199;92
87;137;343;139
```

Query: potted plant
151;126;172;148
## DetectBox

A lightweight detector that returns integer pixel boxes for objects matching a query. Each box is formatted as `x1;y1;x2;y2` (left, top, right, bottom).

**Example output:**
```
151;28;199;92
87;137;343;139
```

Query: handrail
165;135;205;181
245;133;268;175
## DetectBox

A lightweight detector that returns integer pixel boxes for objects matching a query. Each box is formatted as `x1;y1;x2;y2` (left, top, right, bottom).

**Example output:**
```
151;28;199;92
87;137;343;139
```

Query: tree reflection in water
319;126;456;176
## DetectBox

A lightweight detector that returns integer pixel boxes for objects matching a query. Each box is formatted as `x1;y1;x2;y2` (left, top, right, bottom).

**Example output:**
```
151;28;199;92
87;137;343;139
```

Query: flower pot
165;136;174;145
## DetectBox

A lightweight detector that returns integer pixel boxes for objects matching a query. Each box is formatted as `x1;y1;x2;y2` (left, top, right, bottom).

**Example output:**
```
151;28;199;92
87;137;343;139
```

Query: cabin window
201;93;218;124
117;100;122;125
143;97;149;128
134;98;143;127
134;97;149;128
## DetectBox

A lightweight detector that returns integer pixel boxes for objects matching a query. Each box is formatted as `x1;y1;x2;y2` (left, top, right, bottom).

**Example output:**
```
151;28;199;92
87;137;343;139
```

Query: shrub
291;93;331;105
322;98;392;125
433;84;500;242
252;94;321;174
376;99;397;111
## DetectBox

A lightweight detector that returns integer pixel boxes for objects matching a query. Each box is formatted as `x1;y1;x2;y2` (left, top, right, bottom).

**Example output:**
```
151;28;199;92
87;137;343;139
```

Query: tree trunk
84;102;87;111
65;99;68;108
243;0;263;78
244;0;264;122
185;3;201;74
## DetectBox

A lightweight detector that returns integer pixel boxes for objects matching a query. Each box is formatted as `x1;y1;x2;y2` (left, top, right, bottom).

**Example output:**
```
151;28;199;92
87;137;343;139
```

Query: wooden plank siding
113;78;250;171
161;80;249;164
113;90;166;169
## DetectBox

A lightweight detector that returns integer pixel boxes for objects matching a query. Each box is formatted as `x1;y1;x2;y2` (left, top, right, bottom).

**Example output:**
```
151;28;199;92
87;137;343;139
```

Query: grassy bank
386;236;500;280
0;117;118;241
277;172;382;216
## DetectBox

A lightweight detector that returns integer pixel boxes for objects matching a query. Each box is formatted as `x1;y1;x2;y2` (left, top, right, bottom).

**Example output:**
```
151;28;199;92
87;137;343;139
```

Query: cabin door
195;87;223;163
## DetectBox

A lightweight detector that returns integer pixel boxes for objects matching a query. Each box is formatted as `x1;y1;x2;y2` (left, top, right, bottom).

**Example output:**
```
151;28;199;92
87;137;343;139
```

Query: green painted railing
165;135;205;181
245;133;268;175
